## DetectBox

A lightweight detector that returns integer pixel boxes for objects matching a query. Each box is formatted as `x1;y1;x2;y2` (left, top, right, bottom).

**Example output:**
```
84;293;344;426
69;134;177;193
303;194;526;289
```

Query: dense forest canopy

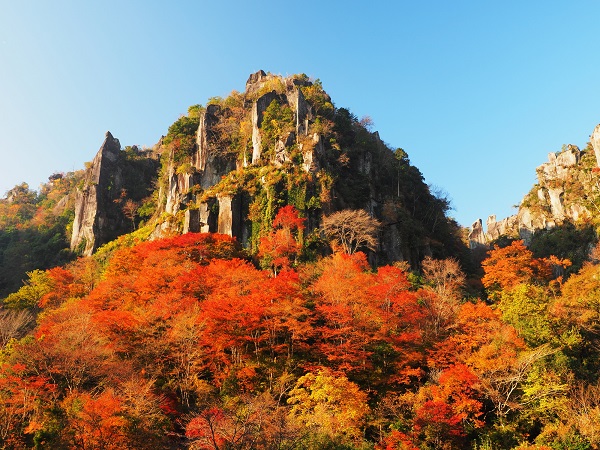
0;220;599;448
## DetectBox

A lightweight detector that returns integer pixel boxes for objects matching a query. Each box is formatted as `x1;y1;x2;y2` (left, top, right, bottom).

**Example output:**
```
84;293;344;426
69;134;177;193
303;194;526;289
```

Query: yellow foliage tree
287;370;369;441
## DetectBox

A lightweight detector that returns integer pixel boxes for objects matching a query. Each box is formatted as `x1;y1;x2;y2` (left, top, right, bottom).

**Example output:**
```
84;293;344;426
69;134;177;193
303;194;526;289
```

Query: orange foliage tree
312;252;425;385
258;205;305;275
482;240;570;299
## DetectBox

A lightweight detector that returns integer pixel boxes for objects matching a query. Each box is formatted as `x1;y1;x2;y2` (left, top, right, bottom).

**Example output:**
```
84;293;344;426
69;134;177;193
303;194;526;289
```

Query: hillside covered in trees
2;224;600;449
2;72;600;449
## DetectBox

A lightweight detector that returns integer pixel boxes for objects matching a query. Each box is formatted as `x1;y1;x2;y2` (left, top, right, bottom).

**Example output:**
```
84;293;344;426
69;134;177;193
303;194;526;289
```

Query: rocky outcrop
71;133;159;255
470;127;600;247
71;132;123;255
198;199;217;233
591;124;600;167
114;71;464;266
245;70;269;96
216;194;243;240
285;84;312;137
194;105;221;174
247;73;314;165
486;215;519;242
66;72;464;268
468;219;486;249
158;72;323;238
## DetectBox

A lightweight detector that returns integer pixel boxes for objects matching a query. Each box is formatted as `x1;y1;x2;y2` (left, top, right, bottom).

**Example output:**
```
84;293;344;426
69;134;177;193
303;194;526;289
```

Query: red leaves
7;227;561;447
0;363;56;443
63;389;128;450
273;205;305;231
258;206;304;275
312;253;424;382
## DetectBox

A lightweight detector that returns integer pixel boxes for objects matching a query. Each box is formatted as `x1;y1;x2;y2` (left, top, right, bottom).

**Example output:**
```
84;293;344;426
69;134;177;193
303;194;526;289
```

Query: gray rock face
70;132;122;255
516;207;553;245
194;104;221;173
251;91;281;163
591;124;600;167
285;85;312;137
245;70;268;96
183;209;200;234
217;194;242;240
547;187;565;220
485;215;502;242
198;200;217;233
72;132;160;253
246;70;266;86
195;104;238;189
274;132;295;166
302;133;323;173
539;146;580;181
249;79;314;166
468;219;486;249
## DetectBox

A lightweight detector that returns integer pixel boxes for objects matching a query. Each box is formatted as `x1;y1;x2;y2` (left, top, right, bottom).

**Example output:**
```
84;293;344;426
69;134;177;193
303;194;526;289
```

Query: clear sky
2;1;600;228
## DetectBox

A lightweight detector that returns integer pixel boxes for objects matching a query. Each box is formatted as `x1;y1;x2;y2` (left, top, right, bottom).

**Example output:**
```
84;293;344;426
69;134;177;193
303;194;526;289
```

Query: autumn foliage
1;230;599;449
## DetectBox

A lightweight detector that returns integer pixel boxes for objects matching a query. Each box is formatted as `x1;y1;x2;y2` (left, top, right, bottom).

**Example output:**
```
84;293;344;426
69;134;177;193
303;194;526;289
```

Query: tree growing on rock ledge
258;205;305;275
322;209;380;254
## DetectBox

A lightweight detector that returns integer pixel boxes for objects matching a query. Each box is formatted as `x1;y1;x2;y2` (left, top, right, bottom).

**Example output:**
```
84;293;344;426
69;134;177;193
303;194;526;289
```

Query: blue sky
1;1;600;227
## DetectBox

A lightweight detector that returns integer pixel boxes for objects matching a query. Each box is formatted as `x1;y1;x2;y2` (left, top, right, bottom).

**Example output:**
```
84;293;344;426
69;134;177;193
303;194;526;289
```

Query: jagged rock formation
156;72;321;237
469;127;600;248
592;124;600;168
148;71;464;265
71;132;122;255
71;132;159;255
67;72;464;266
468;219;486;249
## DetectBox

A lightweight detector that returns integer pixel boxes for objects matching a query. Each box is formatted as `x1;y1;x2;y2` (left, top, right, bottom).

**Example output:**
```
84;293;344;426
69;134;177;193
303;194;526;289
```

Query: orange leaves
272;205;305;231
186;407;229;448
312;253;424;381
8;227;574;446
63;389;128;450
430;301;525;371
481;240;571;298
376;430;419;450
258;205;304;275
428;300;535;421
0;363;56;443
312;253;380;372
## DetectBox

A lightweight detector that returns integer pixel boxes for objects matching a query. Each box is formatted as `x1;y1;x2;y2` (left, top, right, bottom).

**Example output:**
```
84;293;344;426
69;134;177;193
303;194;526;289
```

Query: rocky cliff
146;71;464;266
67;72;465;266
70;132;159;255
155;71;322;237
469;125;600;248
